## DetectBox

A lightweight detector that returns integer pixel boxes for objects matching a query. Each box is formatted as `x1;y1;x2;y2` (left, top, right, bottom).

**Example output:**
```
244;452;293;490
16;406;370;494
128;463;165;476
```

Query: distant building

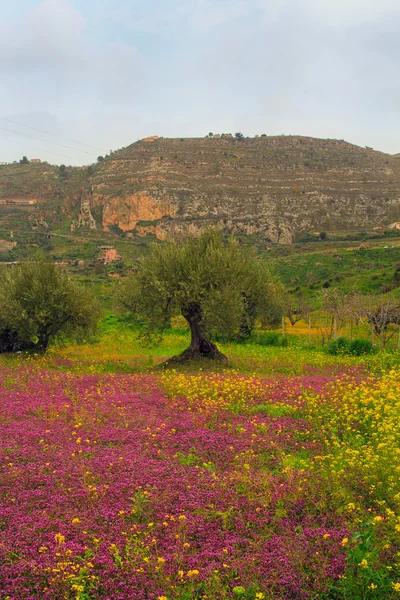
98;248;121;263
142;136;160;143
31;158;41;163
388;222;400;230
0;240;17;253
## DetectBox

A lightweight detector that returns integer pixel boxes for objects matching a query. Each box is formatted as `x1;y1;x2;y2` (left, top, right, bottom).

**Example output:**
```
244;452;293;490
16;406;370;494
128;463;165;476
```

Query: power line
0;117;104;152
0;136;77;161
0;127;98;156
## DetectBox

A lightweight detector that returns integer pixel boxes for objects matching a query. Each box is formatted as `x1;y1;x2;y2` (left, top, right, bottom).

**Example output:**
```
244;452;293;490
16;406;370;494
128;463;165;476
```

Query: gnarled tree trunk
162;302;228;365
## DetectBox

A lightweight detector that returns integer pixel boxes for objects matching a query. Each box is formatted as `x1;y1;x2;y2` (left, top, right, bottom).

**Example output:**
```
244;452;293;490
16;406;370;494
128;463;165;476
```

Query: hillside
1;135;400;249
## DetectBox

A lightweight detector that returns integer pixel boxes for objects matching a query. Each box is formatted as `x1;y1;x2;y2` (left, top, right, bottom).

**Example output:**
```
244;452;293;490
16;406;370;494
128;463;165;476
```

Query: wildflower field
1;331;400;599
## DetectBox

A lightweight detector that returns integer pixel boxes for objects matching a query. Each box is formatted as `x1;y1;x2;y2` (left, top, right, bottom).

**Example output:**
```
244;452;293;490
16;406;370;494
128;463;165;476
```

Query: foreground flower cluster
0;362;399;599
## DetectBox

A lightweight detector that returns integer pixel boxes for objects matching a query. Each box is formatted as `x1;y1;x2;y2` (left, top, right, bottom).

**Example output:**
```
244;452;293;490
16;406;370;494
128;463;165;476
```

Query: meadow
1;326;400;599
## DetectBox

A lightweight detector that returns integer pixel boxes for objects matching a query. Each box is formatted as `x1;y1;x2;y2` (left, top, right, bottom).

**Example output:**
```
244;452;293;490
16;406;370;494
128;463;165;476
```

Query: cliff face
2;135;400;244
100;192;173;231
84;135;400;243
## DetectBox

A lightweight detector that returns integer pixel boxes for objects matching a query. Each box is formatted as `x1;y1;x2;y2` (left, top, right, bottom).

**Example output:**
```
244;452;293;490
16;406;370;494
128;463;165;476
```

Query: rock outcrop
84;136;400;243
2;135;400;244
77;188;96;230
101;192;173;231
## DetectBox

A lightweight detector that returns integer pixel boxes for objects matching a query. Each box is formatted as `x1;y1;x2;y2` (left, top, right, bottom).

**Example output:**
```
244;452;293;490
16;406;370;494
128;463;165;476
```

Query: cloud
0;0;143;100
302;0;400;25
101;0;264;35
0;0;85;73
1;0;400;164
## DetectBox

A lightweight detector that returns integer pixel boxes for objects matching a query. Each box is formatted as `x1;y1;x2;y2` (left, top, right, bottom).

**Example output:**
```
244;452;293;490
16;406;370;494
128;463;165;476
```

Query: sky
0;0;400;165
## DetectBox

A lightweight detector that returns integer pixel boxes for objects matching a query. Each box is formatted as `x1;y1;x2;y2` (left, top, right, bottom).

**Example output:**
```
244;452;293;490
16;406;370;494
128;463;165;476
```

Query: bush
326;337;377;356
349;338;376;356
256;332;289;347
0;261;102;352
326;337;350;355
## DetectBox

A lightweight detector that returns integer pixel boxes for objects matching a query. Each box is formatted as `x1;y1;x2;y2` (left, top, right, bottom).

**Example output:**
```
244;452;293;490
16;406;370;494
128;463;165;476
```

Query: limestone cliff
83;135;400;243
77;188;96;230
101;192;173;231
2;135;400;245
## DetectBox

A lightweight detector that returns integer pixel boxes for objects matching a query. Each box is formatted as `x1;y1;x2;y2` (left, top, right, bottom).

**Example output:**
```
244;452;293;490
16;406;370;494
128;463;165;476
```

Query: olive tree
0;261;101;352
118;231;283;363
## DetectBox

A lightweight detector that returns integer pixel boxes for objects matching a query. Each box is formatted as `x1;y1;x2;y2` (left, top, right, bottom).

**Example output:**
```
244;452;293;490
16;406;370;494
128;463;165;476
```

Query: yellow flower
157;557;165;563
372;516;382;524
323;533;330;539
392;582;400;592
341;537;349;546
358;559;368;569
54;533;65;545
71;518;81;524
368;583;377;590
158;597;168;600
256;594;265;599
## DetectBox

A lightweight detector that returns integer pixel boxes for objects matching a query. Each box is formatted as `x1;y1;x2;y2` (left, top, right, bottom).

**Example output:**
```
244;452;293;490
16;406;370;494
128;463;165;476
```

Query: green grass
272;245;400;299
3;318;397;377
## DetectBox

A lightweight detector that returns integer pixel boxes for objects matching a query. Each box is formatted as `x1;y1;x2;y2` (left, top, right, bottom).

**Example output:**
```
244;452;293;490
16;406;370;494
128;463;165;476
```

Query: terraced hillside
1;135;400;246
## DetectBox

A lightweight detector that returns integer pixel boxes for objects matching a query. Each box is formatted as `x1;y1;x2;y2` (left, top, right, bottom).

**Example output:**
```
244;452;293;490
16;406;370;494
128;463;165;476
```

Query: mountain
1;135;400;246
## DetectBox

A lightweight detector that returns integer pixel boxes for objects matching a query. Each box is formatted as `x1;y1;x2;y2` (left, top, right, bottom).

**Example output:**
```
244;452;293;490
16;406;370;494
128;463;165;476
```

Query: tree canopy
0;261;101;353
118;231;283;363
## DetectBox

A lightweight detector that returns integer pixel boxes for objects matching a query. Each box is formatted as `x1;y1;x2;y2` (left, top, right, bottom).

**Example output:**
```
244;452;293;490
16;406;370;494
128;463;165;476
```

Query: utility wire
0;117;104;152
0;136;77;161
0;127;98;156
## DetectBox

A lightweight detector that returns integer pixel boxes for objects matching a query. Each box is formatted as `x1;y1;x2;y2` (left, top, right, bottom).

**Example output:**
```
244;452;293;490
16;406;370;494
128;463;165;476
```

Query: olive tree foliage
118;231;284;363
0;261;101;353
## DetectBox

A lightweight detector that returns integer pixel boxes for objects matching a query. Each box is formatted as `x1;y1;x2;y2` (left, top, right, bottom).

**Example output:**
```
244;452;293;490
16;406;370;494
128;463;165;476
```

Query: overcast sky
0;0;399;165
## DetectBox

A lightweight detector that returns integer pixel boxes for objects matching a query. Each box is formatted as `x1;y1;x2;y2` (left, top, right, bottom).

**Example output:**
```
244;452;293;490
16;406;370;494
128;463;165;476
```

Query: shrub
349;338;376;356
0;261;102;352
326;336;350;355
326;337;376;356
256;332;289;347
